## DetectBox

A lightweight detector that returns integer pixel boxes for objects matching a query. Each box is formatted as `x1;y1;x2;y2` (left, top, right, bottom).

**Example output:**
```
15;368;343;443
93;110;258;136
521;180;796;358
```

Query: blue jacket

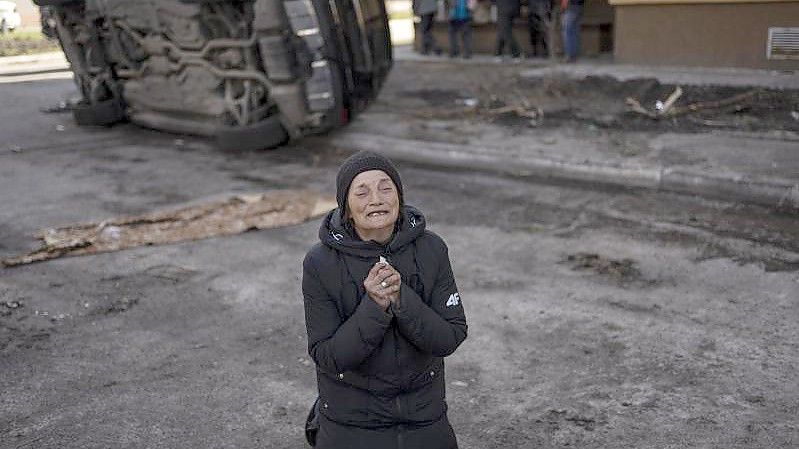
450;0;471;20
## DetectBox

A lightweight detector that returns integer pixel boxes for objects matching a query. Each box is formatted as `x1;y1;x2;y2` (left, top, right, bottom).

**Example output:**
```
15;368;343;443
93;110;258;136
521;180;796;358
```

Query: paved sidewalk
393;45;799;89
322;129;799;210
0;51;69;76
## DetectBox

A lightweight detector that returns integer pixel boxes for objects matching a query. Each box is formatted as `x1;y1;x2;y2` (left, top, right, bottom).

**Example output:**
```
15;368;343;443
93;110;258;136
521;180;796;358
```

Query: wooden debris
659;86;683;115
625;97;658;119
2;190;337;267
627;88;761;120
670;89;760;116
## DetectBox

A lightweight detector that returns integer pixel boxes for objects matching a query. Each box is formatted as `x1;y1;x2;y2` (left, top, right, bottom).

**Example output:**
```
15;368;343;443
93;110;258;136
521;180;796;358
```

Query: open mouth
367;211;389;218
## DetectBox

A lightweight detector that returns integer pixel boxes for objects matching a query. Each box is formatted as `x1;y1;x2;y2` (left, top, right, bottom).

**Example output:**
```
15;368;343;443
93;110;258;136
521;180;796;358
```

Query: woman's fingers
367;262;386;281
382;272;400;287
377;266;400;284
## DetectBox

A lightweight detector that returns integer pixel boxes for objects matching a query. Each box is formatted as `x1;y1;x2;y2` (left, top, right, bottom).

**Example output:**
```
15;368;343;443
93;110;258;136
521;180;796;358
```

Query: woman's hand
364;262;401;311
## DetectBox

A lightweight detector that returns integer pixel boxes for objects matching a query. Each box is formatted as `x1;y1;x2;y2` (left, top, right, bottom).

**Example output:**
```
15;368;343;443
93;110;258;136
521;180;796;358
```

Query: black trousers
495;11;520;57
527;11;548;56
448;19;472;57
420;13;439;54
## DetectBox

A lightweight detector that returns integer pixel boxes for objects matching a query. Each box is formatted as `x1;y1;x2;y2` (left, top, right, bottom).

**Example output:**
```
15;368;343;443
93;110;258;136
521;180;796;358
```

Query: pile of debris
3;190;336;267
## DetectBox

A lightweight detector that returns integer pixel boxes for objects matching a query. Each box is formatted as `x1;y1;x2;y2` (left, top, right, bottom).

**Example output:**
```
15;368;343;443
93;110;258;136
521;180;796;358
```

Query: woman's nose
368;191;382;204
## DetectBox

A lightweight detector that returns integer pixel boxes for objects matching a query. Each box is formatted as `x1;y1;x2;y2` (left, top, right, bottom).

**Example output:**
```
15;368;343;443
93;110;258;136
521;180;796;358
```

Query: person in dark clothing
303;151;468;449
414;0;443;55
448;0;473;58
561;0;583;62
494;0;521;59
526;0;550;57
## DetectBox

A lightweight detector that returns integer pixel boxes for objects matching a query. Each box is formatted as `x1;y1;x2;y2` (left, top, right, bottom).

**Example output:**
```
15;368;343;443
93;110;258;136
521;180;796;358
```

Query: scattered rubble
564;252;642;282
395;67;799;133
2;190;336;267
1;300;23;317
39;98;80;114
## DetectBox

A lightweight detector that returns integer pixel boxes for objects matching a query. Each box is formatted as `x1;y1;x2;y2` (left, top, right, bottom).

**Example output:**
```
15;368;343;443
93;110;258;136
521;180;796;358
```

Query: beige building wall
611;0;799;69
11;0;40;28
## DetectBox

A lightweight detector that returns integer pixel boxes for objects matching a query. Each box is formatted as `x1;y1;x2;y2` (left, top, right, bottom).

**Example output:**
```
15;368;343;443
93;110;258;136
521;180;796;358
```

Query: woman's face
346;170;400;239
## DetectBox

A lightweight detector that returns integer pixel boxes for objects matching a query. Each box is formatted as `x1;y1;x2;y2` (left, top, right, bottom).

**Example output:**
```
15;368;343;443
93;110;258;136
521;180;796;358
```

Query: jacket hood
319;205;426;258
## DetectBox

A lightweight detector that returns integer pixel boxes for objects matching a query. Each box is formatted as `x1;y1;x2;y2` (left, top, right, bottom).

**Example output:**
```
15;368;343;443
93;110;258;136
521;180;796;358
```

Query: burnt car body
35;0;392;149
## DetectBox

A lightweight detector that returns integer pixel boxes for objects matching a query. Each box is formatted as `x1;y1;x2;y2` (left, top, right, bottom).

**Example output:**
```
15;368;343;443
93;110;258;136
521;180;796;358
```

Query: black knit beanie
336;150;403;218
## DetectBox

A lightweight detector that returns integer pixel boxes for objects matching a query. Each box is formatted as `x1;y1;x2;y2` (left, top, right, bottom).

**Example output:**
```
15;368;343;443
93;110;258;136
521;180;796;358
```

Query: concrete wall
613;1;799;70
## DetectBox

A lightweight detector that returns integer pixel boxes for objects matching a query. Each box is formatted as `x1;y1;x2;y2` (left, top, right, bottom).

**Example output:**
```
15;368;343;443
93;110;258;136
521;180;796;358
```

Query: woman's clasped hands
364;262;401;311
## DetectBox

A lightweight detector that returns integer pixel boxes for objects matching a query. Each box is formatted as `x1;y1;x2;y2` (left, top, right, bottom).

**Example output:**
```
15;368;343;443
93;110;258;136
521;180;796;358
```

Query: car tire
216;115;289;151
72;98;125;127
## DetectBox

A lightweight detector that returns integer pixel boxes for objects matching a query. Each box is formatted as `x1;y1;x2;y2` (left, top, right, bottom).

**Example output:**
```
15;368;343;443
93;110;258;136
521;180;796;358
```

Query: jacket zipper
390;240;403;449
396;396;404;449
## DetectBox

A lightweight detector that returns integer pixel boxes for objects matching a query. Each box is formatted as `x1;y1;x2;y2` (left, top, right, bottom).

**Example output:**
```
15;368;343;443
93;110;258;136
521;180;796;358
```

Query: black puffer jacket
302;206;467;448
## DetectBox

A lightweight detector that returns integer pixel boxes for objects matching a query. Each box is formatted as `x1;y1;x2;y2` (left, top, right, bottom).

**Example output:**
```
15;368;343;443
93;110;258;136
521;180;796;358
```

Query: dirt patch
400;88;472;106
564;252;643;283
93;296;140;315
0;32;60;57
382;62;799;134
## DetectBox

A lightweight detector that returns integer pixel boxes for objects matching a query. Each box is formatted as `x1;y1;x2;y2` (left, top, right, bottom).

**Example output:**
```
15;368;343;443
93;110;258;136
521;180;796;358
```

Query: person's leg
532;10;546;56
421;13;436;54
448;20;459;57
571;6;582;59
462;19;473;58
561;9;574;60
495;13;507;56
527;11;536;56
507;13;521;58
538;12;549;57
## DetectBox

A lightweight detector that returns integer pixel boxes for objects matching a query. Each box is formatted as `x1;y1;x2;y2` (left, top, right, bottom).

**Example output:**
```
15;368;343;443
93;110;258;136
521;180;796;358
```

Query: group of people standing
414;0;584;62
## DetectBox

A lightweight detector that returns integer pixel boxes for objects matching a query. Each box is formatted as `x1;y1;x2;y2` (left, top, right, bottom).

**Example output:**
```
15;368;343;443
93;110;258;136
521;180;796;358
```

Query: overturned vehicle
36;0;392;149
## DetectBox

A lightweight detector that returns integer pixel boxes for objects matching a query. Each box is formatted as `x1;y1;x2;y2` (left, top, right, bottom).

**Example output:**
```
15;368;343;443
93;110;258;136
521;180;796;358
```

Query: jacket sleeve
392;239;467;357
303;252;393;374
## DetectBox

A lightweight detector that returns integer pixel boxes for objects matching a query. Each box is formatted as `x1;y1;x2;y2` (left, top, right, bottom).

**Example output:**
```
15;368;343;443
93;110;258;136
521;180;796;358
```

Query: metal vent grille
767;27;799;60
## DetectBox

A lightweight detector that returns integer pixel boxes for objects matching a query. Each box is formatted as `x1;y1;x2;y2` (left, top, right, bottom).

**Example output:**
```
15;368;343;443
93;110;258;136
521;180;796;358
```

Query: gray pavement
323;125;799;210
2;62;799;449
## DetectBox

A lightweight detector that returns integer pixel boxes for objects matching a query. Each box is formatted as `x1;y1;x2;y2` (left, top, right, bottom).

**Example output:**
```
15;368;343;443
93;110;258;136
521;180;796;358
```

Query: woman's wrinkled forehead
349;170;394;191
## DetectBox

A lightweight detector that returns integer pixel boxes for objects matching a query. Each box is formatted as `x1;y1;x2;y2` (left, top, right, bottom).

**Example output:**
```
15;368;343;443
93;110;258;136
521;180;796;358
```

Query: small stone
56;124;66;131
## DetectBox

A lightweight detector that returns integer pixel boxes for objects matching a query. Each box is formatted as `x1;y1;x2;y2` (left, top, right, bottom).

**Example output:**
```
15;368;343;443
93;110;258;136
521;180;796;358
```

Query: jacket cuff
356;294;393;340
391;283;422;318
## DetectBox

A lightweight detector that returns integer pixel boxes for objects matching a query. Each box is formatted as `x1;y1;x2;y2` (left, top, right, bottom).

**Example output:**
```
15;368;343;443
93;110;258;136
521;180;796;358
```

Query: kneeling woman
302;151;468;449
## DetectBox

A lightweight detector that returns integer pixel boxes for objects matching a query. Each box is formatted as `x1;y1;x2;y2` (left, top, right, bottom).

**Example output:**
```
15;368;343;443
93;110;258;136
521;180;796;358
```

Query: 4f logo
446;292;461;307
